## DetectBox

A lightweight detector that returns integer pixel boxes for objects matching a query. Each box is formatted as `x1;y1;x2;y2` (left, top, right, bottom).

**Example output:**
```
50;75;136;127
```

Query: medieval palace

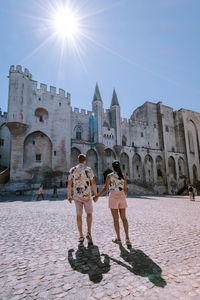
0;65;200;194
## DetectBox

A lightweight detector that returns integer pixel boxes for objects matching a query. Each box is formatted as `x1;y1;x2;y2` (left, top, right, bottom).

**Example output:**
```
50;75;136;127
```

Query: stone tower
110;88;121;145
92;83;103;143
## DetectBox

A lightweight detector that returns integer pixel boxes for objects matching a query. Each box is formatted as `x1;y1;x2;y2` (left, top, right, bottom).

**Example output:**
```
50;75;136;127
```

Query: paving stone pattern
0;196;200;299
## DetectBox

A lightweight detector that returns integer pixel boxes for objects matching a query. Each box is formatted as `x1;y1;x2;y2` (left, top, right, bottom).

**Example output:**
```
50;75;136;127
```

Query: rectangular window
165;125;169;132
154;124;156;128
122;164;125;170
0;139;4;146
141;132;143;137
36;154;41;161
54;151;56;156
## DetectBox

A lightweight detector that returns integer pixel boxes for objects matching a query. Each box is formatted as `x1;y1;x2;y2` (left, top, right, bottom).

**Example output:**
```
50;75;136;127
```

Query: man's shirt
68;163;94;198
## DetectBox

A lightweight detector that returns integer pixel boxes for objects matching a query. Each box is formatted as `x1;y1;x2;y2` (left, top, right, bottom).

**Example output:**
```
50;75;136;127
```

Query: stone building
1;65;200;193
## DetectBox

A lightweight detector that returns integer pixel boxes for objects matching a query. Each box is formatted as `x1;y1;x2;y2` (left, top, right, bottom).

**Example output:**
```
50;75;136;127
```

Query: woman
94;160;131;246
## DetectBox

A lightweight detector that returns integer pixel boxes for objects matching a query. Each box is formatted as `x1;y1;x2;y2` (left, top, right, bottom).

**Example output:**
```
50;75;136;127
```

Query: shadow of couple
68;243;166;287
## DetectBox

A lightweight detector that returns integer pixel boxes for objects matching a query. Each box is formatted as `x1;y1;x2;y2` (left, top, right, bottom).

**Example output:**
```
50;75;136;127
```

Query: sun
53;6;79;40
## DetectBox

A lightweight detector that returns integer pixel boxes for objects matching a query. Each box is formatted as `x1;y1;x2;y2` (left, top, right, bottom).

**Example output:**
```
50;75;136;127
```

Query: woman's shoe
79;236;84;243
126;238;132;248
112;238;122;244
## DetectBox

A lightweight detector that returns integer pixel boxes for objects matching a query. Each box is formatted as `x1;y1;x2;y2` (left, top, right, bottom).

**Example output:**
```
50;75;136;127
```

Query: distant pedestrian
53;185;58;198
94;160;131;247
188;185;194;201
67;154;98;244
37;184;44;200
193;187;197;201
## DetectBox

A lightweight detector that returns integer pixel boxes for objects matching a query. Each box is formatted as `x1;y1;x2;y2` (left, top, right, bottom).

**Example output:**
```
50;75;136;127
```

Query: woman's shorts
109;190;127;209
74;196;93;215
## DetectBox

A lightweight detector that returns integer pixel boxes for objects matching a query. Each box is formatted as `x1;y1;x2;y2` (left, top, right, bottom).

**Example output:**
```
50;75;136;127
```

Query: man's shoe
86;232;93;245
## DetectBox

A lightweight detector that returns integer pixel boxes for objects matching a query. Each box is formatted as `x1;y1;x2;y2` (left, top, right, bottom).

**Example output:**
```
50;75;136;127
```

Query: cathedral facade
1;65;200;193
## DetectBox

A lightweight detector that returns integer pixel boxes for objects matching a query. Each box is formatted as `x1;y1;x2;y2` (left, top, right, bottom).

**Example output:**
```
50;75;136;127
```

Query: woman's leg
110;209;120;240
119;209;129;240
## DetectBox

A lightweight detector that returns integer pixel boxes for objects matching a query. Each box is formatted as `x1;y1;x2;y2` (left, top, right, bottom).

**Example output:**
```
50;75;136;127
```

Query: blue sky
0;0;200;118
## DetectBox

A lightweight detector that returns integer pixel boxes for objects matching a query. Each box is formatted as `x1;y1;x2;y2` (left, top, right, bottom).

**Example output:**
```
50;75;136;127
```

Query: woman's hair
112;160;124;180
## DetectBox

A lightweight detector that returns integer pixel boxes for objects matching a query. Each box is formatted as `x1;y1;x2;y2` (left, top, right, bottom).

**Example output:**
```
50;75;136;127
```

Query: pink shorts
74;196;93;215
109;190;127;209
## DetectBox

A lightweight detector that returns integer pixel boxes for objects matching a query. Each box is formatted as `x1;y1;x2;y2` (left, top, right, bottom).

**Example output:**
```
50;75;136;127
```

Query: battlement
72;107;93;116
9;65;71;102
9;65;32;79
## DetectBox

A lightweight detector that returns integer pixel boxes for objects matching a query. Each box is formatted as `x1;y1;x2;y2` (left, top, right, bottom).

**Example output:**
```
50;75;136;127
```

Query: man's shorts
74;196;93;215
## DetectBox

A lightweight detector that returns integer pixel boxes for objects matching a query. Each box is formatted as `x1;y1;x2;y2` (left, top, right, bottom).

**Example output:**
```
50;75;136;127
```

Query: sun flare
53;6;79;40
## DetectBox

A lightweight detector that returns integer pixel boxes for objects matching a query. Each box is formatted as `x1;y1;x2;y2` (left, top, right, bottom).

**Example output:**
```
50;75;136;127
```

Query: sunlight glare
53;6;79;40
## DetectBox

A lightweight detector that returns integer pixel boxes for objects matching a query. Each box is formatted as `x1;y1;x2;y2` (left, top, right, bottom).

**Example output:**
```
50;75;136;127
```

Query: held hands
67;196;72;203
93;195;99;202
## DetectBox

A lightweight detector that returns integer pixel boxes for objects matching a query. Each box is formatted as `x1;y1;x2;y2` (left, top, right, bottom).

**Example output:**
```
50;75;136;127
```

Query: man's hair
78;154;86;163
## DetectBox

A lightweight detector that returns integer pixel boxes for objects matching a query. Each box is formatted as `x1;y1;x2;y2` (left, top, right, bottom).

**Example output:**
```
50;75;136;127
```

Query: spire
111;88;119;107
93;83;102;102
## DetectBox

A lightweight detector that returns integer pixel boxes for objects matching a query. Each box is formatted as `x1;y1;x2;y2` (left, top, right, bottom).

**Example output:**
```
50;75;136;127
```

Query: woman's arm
97;176;111;197
123;179;127;196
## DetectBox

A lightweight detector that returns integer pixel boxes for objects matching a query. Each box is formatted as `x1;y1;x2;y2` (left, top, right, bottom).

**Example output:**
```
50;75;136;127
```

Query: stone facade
2;65;200;193
0;110;11;169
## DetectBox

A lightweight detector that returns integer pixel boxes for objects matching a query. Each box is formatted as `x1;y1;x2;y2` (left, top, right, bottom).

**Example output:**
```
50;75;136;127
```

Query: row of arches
71;147;189;185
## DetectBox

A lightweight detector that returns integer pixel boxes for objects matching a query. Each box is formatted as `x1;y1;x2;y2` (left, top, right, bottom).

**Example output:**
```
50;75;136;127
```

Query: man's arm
91;179;98;197
67;179;72;203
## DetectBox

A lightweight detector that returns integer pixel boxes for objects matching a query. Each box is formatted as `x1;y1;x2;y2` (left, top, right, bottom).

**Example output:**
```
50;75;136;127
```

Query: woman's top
108;172;125;191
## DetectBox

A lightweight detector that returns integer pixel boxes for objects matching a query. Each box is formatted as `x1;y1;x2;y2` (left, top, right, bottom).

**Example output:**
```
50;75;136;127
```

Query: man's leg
86;213;92;234
77;214;83;238
119;209;129;240
74;200;84;239
111;209;120;240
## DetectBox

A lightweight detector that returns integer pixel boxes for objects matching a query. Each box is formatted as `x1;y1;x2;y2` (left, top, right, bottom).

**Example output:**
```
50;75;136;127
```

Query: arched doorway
23;131;52;169
86;149;98;177
144;154;153;184
103;148;116;171
156;156;164;184
193;164;198;184
71;147;81;168
120;152;130;178
132;154;142;182
168;156;176;180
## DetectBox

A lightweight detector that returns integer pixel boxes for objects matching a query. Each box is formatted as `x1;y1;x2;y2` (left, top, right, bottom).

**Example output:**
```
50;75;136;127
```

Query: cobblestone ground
0;195;200;300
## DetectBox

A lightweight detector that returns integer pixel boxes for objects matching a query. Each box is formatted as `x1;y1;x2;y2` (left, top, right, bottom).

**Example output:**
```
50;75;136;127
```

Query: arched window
122;135;127;146
35;108;48;122
74;125;82;140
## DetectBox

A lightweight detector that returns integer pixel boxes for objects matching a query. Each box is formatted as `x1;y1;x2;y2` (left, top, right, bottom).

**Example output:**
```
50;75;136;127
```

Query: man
67;154;98;244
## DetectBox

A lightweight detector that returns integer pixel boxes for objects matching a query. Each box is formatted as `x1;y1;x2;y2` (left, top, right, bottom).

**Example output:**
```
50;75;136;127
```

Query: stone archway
144;154;153;184
23;131;52;169
193;164;198;184
120;152;130;178
156;156;164;184
86;149;98;177
132;154;142;182
168;156;176;180
71;147;81;168
103;148;116;171
178;157;186;178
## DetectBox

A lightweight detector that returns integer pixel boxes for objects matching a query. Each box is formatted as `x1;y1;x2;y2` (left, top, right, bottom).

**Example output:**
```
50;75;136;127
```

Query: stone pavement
0;195;200;300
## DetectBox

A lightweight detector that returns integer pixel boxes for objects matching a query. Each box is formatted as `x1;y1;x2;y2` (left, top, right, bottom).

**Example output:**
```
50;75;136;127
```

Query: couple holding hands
67;154;131;247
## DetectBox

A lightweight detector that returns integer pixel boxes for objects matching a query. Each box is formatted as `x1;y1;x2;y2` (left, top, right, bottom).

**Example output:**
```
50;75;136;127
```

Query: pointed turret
93;83;102;102
110;88;119;107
